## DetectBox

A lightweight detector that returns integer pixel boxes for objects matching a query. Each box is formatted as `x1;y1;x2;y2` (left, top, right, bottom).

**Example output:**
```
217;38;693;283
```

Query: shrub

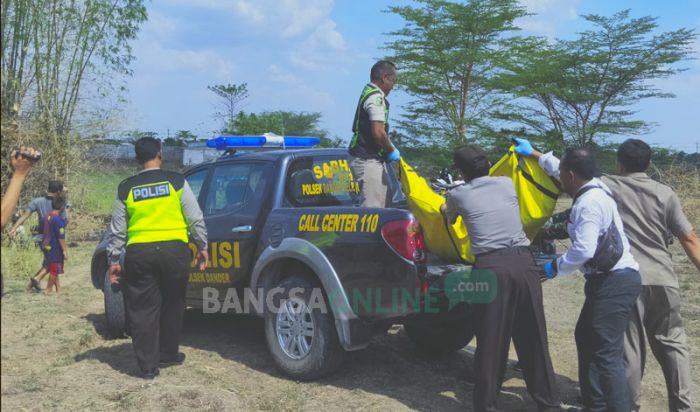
653;162;700;229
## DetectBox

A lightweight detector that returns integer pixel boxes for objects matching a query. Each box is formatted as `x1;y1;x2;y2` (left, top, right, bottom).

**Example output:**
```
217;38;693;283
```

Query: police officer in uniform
107;137;208;379
348;60;401;208
441;145;561;412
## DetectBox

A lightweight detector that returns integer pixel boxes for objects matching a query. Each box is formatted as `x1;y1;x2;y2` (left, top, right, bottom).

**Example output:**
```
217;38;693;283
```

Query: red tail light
381;219;426;263
420;279;430;294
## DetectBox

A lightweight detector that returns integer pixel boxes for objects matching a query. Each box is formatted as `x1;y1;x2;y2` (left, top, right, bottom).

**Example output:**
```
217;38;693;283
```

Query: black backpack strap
573;184;623;274
572;184;614;205
516;157;559;200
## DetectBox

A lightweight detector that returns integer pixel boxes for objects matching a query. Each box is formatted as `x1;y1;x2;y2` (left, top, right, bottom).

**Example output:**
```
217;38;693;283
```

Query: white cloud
264;65;334;109
131;7;238;81
267;64;301;84
143;10;179;39
274;83;335;109
170;0;336;38
288;19;347;70
232;0;334;38
166;0;346;71
229;0;346;71
127;0;346;136
134;41;235;81
517;0;579;38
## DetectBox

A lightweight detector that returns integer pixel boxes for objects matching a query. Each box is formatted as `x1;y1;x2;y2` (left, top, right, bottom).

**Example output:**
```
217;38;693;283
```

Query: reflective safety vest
398;146;560;262
118;169;188;245
349;83;389;160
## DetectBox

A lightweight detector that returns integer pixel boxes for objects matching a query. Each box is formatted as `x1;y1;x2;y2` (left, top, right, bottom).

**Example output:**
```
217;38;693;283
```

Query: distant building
88;143;136;161
183;144;218;165
89;143;185;165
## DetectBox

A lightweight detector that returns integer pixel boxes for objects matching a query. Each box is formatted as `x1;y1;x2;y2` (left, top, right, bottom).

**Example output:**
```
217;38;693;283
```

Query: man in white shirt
515;139;641;412
348;60;401;207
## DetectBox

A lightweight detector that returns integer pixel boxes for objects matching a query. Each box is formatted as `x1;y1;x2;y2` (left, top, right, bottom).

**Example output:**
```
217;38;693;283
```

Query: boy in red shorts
43;196;67;295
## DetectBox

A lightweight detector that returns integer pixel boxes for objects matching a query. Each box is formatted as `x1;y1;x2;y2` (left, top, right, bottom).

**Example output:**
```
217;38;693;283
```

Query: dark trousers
575;268;641;412
472;247;560;412
124;240;191;372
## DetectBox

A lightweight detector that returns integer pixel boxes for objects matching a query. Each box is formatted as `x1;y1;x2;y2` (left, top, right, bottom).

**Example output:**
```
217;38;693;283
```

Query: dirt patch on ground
1;242;697;411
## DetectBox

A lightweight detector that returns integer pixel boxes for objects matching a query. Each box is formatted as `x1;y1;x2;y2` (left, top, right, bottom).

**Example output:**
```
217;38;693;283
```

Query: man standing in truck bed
348;60;401;208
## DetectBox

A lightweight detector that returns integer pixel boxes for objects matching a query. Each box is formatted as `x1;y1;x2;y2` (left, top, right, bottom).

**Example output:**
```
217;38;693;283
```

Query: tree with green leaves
1;0;147;132
384;0;528;149
231;111;343;147
498;10;697;147
1;0;147;184
124;129;157;142
208;83;249;133
174;129;197;144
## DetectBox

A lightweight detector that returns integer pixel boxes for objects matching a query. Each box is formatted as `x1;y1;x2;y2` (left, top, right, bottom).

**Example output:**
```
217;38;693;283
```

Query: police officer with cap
107;137;208;379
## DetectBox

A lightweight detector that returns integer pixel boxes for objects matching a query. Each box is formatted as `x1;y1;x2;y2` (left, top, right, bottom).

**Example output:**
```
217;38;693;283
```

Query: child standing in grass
43;196;68;295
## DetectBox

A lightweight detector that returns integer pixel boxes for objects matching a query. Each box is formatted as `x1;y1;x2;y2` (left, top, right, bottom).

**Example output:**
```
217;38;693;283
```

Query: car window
285;156;360;207
204;162;272;216
185;168;209;200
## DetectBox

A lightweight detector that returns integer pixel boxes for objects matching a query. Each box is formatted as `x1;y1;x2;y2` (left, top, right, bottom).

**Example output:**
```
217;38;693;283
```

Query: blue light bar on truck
207;133;320;150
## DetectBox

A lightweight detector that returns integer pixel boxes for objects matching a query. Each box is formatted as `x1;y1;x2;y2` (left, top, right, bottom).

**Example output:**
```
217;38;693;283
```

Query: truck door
194;160;274;304
183;166;210;304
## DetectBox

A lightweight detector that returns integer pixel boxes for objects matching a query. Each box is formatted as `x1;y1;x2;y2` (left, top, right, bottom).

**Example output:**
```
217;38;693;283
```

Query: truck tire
404;314;475;354
103;271;127;338
264;275;345;380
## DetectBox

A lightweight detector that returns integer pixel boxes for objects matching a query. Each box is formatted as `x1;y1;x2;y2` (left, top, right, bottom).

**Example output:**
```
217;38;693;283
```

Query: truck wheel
404;314;475;354
103;271;127;338
264;275;345;380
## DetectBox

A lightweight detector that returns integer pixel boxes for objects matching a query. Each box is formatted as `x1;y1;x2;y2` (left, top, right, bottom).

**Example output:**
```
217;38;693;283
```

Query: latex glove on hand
386;149;401;163
540;260;558;282
513;138;534;156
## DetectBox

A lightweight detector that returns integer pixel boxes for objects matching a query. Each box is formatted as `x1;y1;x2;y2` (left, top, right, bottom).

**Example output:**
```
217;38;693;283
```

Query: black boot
142;368;160;380
160;353;186;367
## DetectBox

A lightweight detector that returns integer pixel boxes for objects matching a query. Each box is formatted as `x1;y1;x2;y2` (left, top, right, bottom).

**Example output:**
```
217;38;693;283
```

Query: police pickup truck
90;142;475;380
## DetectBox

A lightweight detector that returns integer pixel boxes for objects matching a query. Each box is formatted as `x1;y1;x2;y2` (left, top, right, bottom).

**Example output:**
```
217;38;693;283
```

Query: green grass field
69;166;137;215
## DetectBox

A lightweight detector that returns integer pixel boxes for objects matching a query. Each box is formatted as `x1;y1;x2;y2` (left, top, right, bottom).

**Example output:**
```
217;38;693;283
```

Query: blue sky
123;0;700;151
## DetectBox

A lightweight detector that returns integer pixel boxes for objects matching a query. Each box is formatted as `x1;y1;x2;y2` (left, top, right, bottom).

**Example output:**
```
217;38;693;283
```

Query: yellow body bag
398;146;560;263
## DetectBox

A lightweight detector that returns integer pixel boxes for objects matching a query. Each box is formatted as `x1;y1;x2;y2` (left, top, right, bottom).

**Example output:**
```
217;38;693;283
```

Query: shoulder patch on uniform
117;178;134;201
132;183;171;202
163;170;185;191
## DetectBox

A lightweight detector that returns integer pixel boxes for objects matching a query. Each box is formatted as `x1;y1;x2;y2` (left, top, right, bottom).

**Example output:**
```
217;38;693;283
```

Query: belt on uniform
584;267;635;280
475;245;531;259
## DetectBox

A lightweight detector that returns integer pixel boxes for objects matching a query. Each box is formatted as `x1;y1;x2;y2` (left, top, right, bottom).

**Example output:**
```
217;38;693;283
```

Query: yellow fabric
398;159;474;262
398;146;560;262
125;181;188;245
489;147;560;239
